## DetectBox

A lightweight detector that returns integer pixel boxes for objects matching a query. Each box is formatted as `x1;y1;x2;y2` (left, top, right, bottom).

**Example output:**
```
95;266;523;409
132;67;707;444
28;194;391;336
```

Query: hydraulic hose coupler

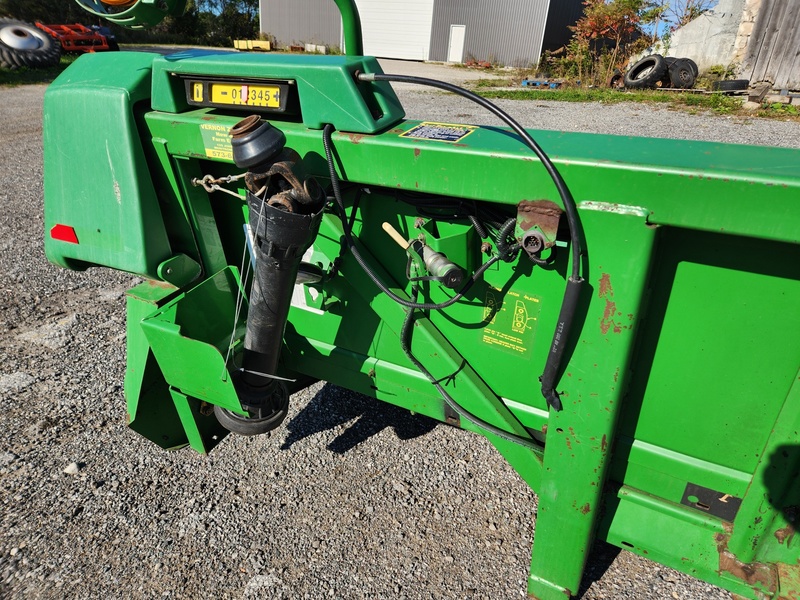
420;244;463;289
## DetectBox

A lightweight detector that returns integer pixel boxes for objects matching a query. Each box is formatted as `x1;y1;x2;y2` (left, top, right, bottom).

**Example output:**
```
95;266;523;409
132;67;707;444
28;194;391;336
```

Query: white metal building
259;0;584;66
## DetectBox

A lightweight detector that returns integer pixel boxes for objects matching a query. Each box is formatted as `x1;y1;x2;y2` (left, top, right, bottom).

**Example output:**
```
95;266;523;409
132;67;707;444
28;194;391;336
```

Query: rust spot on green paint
715;532;777;591
601;435;608;452
599;273;629;335
600;299;617;335
414;148;421;157
580;503;591;515
598;273;613;297
775;523;796;545
348;133;365;144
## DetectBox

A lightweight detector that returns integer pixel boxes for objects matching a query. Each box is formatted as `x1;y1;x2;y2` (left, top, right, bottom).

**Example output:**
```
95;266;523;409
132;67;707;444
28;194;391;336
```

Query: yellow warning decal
199;123;233;161
400;121;477;143
482;289;540;356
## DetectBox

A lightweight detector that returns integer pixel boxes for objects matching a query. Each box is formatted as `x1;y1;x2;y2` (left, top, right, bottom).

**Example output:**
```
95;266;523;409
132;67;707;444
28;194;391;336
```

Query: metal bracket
443;401;461;427
516;200;564;261
681;482;742;521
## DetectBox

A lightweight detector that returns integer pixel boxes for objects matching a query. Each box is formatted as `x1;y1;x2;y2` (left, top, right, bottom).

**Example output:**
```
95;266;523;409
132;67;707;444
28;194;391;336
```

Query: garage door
355;0;435;60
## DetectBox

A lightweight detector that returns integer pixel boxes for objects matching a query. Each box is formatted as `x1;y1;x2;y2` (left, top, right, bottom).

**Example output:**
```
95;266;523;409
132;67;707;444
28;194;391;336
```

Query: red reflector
51;224;79;244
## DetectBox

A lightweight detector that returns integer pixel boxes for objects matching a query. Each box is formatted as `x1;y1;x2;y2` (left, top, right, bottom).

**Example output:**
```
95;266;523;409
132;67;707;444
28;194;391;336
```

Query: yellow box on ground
233;40;271;51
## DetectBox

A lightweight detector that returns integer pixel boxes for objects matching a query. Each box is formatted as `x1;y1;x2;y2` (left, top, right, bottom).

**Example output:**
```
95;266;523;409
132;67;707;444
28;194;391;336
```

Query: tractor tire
624;54;668;89
660;57;678;87
681;58;699;78
0;19;61;70
607;69;624;89
668;59;696;89
713;79;749;91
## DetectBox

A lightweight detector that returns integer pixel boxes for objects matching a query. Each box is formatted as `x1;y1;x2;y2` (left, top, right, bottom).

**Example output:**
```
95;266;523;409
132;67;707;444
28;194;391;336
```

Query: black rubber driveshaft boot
215;115;326;435
215;192;324;435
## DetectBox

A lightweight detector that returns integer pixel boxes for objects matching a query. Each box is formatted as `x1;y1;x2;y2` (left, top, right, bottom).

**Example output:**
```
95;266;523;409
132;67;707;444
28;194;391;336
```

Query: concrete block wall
666;0;747;71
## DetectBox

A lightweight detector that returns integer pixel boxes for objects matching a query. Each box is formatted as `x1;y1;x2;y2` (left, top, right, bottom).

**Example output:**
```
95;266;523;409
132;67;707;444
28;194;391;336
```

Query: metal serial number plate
196;82;281;108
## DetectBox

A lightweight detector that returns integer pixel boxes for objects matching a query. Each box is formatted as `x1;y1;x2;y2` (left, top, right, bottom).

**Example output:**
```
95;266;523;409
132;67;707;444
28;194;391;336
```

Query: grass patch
478;87;673;104
473;78;514;88
0;54;80;87
475;85;800;120
758;102;799;118
679;92;741;114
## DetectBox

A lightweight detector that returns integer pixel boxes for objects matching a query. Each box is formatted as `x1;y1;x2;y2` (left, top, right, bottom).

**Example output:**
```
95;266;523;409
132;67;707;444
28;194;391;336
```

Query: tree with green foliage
194;0;258;46
570;0;649;83
0;0;88;24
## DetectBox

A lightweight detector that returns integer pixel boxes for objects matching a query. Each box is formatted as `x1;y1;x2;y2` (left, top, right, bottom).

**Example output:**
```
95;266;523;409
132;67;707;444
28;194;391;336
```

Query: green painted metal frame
43;49;800;600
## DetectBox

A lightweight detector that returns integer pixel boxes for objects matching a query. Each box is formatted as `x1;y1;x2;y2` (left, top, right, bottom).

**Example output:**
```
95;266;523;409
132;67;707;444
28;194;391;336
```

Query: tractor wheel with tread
0;19;61;70
668;59;696;89
624;54;668;89
681;57;699;78
660;57;678;87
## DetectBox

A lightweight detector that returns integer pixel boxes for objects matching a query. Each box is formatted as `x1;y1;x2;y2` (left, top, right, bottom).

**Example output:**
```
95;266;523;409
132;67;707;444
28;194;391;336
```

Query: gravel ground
1;62;799;600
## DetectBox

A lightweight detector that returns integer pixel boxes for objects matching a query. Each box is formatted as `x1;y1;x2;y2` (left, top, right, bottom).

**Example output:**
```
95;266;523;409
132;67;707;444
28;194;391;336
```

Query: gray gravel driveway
1;61;798;600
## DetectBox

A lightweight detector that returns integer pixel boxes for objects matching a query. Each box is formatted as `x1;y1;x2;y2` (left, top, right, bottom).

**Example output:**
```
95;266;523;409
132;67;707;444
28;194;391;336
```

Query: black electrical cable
358;72;585;411
322;124;501;311
400;287;540;450
468;215;488;240
495;217;520;262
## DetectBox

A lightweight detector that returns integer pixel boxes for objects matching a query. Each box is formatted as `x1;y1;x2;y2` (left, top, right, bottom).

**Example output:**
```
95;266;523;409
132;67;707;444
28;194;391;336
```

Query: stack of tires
623;54;698;90
0;19;61;70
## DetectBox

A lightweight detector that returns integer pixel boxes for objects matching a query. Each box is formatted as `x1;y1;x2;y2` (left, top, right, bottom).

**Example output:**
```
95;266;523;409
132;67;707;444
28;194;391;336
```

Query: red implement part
35;23;110;53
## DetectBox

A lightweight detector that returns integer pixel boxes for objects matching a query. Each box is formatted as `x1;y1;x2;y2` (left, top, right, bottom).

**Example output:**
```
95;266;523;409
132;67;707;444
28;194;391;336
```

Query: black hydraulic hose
538;277;582;411
400;288;539;450
322;124;501;311
358;72;585;411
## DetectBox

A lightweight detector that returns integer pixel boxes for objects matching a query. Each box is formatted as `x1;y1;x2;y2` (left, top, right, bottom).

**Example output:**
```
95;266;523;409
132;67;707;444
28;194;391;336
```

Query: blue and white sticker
400;122;477;143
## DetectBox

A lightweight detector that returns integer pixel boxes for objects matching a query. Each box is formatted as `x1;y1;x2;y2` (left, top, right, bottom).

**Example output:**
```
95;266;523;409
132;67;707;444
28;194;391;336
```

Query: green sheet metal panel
43;51;172;278
145;109;800;244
